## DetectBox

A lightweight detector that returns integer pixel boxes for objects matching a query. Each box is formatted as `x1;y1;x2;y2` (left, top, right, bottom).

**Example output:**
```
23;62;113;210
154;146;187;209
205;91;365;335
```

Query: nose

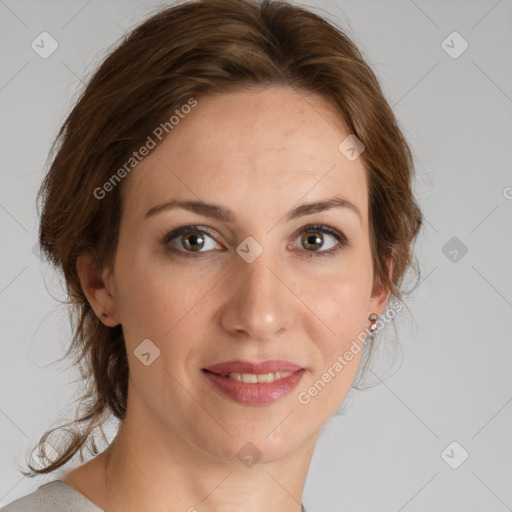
219;255;292;341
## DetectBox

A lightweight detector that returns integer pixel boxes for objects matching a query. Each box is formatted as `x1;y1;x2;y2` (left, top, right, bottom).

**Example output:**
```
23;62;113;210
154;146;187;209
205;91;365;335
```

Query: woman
1;0;422;510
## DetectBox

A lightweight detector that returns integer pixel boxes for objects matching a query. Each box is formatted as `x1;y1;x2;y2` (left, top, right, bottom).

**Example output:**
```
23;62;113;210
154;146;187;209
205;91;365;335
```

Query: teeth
225;372;293;383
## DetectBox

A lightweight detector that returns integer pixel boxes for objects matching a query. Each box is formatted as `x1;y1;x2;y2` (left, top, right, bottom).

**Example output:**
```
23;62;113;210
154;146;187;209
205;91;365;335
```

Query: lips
203;359;303;375
201;359;305;405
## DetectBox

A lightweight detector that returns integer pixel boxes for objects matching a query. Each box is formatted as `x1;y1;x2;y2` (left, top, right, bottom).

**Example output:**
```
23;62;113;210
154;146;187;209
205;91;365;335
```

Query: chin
198;422;310;466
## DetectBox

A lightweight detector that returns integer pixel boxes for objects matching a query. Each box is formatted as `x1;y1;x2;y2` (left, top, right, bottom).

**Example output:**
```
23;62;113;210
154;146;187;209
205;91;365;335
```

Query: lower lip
202;369;305;405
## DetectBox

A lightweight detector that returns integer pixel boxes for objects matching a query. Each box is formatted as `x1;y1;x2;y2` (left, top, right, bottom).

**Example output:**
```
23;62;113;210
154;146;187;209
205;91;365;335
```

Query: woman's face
100;86;389;463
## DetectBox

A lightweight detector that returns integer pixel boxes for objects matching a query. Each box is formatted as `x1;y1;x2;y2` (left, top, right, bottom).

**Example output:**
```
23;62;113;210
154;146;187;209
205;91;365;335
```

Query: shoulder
0;480;103;512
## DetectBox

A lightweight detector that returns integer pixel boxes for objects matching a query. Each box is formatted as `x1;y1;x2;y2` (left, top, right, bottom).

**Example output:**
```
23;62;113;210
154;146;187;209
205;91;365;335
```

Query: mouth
201;360;305;405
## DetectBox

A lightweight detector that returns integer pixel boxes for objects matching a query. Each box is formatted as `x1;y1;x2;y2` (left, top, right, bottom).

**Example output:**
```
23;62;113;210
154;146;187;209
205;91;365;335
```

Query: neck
77;399;317;512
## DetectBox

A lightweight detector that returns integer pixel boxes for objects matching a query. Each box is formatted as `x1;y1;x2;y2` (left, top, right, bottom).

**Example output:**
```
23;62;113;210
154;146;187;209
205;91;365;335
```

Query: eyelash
161;224;349;259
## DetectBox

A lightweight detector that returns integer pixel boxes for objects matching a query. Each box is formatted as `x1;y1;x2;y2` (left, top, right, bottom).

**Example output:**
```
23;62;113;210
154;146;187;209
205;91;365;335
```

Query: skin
63;85;391;512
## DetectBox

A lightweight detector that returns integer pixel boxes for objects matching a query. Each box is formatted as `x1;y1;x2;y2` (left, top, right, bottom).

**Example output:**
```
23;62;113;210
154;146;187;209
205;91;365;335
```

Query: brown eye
292;224;348;256
163;226;221;256
180;230;205;252
301;231;325;251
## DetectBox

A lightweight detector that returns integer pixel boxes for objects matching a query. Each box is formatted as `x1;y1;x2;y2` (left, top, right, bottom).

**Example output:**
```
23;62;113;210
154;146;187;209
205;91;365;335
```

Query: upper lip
203;360;303;375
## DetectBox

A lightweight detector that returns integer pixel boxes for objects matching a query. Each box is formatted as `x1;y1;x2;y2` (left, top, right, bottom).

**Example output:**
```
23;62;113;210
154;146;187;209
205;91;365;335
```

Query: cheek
113;245;207;340
305;253;372;330
114;259;201;396
324;278;370;328
294;276;370;416
301;254;372;373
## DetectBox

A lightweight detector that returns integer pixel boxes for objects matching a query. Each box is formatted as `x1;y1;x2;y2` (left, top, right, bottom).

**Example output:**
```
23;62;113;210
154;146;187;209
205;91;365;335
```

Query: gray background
1;1;511;511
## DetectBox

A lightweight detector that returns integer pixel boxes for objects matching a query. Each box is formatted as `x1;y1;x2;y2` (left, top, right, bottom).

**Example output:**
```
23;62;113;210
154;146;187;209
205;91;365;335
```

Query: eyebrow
144;196;362;225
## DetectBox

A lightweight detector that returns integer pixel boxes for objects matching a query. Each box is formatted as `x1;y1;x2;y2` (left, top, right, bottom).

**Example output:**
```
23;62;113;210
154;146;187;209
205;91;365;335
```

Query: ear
76;252;120;327
368;254;393;317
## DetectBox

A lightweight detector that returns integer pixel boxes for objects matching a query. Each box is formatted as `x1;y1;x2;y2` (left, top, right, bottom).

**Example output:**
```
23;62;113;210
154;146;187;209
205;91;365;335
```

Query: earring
101;312;108;318
368;313;378;335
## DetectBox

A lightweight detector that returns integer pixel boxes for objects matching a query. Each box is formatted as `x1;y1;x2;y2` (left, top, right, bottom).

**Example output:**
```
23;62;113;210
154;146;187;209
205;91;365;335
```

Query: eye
162;224;349;259
291;224;348;256
162;225;222;257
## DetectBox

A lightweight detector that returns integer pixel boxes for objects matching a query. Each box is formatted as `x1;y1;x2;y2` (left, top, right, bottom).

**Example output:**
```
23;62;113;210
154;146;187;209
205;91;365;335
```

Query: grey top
0;480;307;511
0;480;103;512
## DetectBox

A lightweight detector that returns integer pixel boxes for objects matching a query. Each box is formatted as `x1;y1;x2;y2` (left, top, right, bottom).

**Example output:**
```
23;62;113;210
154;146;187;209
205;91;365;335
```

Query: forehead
121;86;368;226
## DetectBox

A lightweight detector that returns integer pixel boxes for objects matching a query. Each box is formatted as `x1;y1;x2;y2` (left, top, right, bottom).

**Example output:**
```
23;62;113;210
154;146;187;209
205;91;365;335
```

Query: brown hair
22;0;423;476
